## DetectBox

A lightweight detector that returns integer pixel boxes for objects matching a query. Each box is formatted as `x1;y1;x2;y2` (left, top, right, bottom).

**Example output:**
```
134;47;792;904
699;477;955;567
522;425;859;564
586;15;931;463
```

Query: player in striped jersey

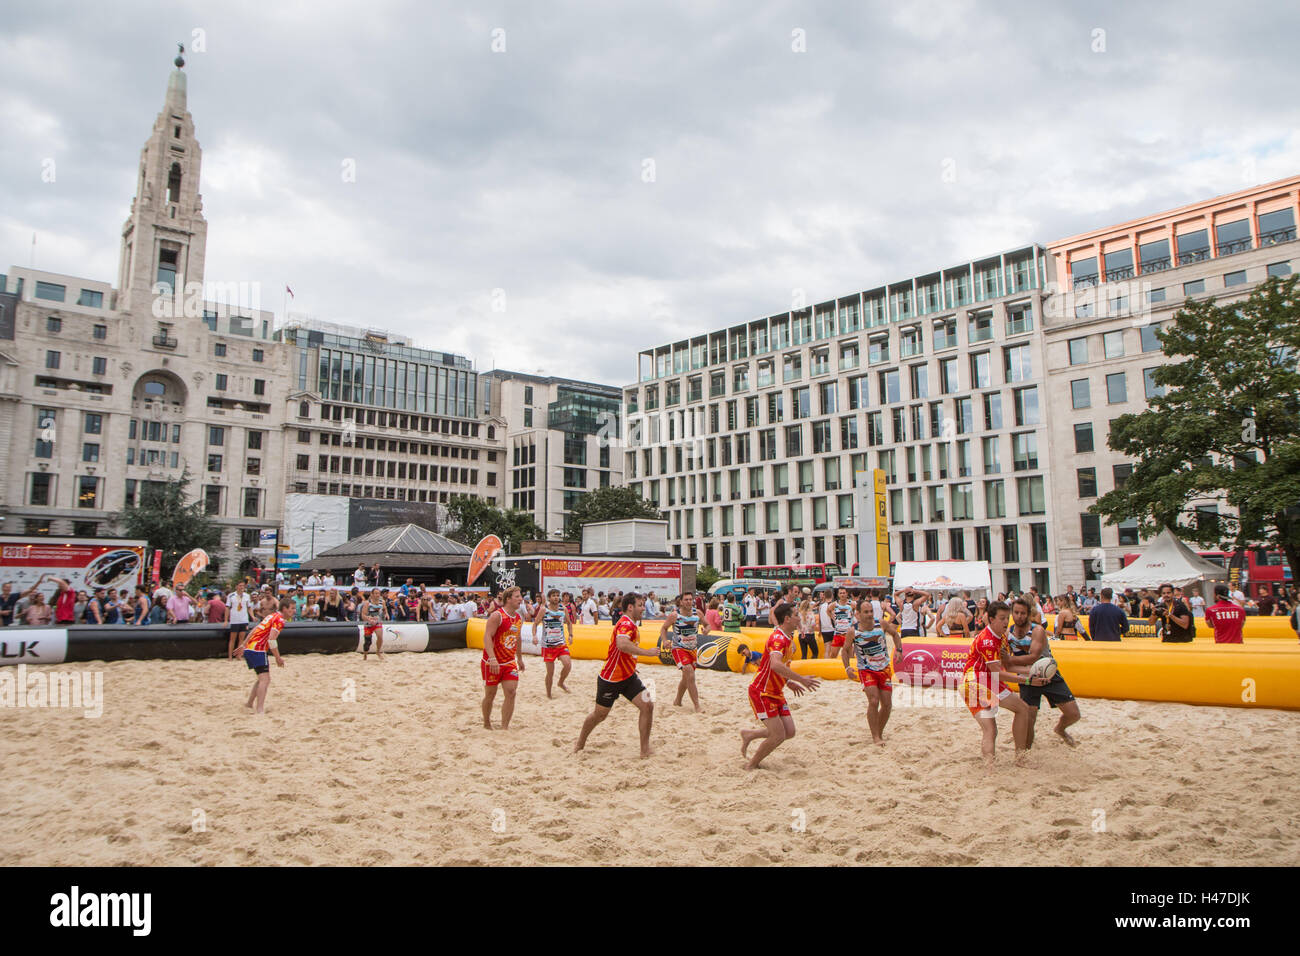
532;588;574;698
739;604;821;769
574;592;655;757
659;592;704;711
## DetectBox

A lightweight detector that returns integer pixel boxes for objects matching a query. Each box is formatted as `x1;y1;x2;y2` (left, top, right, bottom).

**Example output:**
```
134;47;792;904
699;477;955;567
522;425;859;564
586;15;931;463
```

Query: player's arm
882;619;904;652
484;610;502;665
839;636;853;671
658;611;674;644
616;629;651;658
268;625;285;667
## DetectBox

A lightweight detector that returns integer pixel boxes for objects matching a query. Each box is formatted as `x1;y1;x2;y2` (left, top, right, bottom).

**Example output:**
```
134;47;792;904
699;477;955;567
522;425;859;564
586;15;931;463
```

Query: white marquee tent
1097;527;1229;590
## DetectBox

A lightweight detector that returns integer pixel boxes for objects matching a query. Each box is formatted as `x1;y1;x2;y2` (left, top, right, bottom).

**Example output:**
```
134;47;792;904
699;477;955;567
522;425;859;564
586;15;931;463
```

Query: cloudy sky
3;1;1298;387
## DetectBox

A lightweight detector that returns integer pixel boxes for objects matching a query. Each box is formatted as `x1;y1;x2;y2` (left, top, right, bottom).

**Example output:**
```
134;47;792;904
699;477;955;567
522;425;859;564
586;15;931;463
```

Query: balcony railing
1140;257;1171;274
152;334;178;349
1215;237;1253;257
1260;226;1297;246
1177;248;1211;266
1072;274;1099;289
1104;266;1134;282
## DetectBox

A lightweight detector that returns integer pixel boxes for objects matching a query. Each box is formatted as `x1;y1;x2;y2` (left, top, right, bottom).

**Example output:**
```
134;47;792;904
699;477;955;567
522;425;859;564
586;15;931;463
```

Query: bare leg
545;660;555;698
1054;700;1081;746
253;673;271;714
1024;705;1040;749
635;694;654;757
481;682;499;729
558;656;571;692
977;713;997;769
747;715;790;769
684;666;700;711
740;725;767;759
878;688;893;739
573;705;610;751
864;685;884;744
376;634;384;660
500;682;518;729
245;679;259;710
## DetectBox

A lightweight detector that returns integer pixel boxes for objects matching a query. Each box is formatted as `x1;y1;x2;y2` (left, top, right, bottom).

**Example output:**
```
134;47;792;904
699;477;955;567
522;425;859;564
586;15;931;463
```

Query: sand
1;649;1297;866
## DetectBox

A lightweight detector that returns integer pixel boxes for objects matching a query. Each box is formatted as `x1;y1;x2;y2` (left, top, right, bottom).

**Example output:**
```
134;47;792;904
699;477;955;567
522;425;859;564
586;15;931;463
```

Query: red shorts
481;658;519;686
831;632;848;648
858;667;893;691
962;674;1009;718
748;685;791;720
541;644;570;663
672;647;697;669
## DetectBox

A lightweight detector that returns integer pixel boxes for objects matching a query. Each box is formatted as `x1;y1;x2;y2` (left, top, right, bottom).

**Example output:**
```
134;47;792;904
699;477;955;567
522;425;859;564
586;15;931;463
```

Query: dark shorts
244;650;269;674
900;628;919;638
1020;674;1074;708
744;616;757;626
229;622;248;636
595;674;646;708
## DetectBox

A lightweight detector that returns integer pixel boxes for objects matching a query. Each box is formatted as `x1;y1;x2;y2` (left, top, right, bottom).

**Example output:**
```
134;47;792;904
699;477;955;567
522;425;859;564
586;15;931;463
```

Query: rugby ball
1029;657;1058;682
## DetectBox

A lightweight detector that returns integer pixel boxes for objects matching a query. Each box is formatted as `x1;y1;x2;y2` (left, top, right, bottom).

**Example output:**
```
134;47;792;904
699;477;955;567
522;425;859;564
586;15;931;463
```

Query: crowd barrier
1041;613;1297;641
464;619;1300;710
0;620;469;666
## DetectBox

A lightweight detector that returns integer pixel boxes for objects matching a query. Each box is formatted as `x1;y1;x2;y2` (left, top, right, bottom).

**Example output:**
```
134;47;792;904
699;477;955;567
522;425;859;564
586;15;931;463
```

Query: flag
286;285;294;298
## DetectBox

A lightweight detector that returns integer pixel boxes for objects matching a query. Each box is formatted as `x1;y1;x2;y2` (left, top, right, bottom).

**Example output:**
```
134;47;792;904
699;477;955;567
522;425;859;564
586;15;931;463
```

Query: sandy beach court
2;649;1297;866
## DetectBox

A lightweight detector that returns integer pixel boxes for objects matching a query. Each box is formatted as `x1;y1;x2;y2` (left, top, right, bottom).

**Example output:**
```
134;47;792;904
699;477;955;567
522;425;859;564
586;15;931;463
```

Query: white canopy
892;560;992;594
1097;527;1229;590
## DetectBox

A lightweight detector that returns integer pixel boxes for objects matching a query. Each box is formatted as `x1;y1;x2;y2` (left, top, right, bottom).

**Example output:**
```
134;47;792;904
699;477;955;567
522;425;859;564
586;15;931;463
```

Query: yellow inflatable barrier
464;619;1300;710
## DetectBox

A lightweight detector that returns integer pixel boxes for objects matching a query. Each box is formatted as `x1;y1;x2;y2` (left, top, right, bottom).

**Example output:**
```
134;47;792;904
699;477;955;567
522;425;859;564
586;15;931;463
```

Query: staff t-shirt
1205;600;1245;644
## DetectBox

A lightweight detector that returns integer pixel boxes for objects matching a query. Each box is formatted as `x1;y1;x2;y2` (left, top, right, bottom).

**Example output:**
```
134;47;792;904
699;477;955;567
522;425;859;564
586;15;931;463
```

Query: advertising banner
0;628;69;666
540;558;681;596
0;540;145;597
352;622;430;654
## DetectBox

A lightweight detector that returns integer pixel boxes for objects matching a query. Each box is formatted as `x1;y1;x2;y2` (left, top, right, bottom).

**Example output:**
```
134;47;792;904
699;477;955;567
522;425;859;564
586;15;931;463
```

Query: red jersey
1205;600;1245;644
962;625;1006;684
484;609;522;666
245;612;285;652
600;614;642;681
54;588;77;623
750;629;794;700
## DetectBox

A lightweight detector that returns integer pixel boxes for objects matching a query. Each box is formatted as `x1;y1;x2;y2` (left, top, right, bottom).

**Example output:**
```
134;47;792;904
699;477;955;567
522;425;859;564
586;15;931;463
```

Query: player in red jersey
739;604;821;769
1205;584;1245;643
481;587;525;730
574;592;655;757
233;596;292;714
961;601;1033;767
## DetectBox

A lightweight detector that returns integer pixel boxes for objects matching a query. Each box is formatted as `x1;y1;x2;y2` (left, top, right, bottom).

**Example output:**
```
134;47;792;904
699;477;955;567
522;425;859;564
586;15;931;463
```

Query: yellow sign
873;469;889;576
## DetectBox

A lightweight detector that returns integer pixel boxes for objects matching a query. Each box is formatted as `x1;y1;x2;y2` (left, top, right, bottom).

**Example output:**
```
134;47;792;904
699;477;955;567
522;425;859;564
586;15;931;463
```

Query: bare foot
559;684;570;693
572;742;584;753
873;737;885;746
1055;727;1078;747
693;706;703;713
740;733;754;759
640;746;654;759
483;721;493;730
1013;750;1030;767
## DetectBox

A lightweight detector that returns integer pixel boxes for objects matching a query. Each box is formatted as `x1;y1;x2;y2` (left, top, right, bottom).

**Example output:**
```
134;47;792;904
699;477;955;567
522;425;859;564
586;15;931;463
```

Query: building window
1013;386;1039;426
1118;519;1139;546
78;289;104;308
1003;344;1031;383
215;343;227;357
204;485;222;515
1074;422;1094;453
207;454;223;472
29;473;52;506
1183;279;1205;296
92;356;107;375
1267;261;1292;278
209;426;225;446
253;379;266;396
82;442;100;463
35;281;66;302
77;476;99;509
247;431;264;451
1081;514;1101;548
1140;323;1162;352
243;488;261;518
1113;462;1133;488
45;350;60;370
1102;330;1125;358
1012;432;1038;471
1077;467;1097;498
523;408;533;428
1106;372;1127;404
47;316;63;333
253;348;264;362
1071;379;1091;409
1223;270;1247;288
1016;476;1045;515
1143;367;1166;400
985;479;1005;519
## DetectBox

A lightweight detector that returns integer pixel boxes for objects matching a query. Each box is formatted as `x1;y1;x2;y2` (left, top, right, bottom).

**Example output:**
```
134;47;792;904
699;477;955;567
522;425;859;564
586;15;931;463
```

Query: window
35;281;66;302
840;416;859;450
1118;519;1139;547
837;494;853;529
92;356;106;375
982;436;1000;474
968;311;993;343
1183;279;1205;295
813;497;828;530
1223;270;1247;288
83;412;103;435
868;336;890;365
785;425;803;457
985;479;1005;518
1143;367;1166;400
45;350;61;370
1031;523;1049;563
824;457;841;491
1013;386;1039;426
955;396;973;435
253;379;266;396
82;442;100;463
523;408;533;428
207;454;222;472
909;364;929;399
215;374;228;391
243;488;261;518
983;393;1003;430
939;357;959;394
78;289;104;308
1071;379;1091;409
1012;432;1038;471
792;387;810;418
1074;422;1094;453
1081;514;1101;548
1113;462;1133;488
879;370;901;405
29;473;52;506
208;426;225;446
77;476;99;509
1267;261;1292;278
952;483;973;520
1077;467;1098;498
523;386;534;405
819;381;838;415
781;353;800;383
1067;338;1088;365
1100;331;1124;359
1016;475;1045;515
1106;372;1127;404
1140;323;1162;352
788;499;804;531
839;342;860;370
252;348;264;363
970;352;990;388
1003;344;1031;383
1006;303;1033;335
900;326;922;357
215;343;227;357
47;315;63;333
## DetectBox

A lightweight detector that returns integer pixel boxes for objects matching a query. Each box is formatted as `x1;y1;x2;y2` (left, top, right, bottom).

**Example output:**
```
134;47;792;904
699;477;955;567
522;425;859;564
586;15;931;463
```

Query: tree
562;486;664;541
694;565;722;592
1091;275;1300;578
115;469;223;580
445;495;545;549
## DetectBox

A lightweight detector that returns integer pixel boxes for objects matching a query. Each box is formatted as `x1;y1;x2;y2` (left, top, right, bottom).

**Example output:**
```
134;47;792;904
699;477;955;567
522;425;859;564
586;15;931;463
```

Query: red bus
1121;548;1292;600
737;563;842;586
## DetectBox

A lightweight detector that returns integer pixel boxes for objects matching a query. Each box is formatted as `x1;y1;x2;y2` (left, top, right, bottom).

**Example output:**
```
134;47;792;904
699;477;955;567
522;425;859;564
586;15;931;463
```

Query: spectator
166;588;195;624
1087;587;1129;642
0;582;19;627
579;589;598;626
322;570;336;589
1230;583;1247;605
354;564;367;587
1258;593;1275;616
22;592;52;626
1189;589;1206;618
305;570;322;588
84;587;107;624
741;589;758;627
1205;584;1245;644
645;592;660;619
207;590;228;626
370;563;382;587
704;596;723;633
146;596;168;626
1150;583;1195;643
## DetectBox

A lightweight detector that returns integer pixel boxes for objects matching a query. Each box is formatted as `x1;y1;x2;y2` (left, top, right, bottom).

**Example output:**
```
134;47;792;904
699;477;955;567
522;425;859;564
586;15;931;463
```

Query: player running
839;598;903;745
1006;597;1080;747
823;587;856;658
532;588;574;697
233;596;292;714
481;587;525;730
961;601;1035;768
660;592;704;712
739;604;821;769
574;592;655;757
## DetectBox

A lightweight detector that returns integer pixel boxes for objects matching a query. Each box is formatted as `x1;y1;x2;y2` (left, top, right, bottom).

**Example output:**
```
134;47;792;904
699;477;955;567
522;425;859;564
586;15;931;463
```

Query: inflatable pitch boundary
0;620;469;666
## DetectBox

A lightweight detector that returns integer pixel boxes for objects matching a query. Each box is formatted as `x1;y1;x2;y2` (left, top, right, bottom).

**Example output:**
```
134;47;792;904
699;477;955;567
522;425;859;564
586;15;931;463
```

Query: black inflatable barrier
0;620;469;666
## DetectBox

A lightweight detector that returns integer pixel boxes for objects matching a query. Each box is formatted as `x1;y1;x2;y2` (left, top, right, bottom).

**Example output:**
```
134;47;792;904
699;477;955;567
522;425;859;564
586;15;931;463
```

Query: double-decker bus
1121;548;1292;600
736;563;842;587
